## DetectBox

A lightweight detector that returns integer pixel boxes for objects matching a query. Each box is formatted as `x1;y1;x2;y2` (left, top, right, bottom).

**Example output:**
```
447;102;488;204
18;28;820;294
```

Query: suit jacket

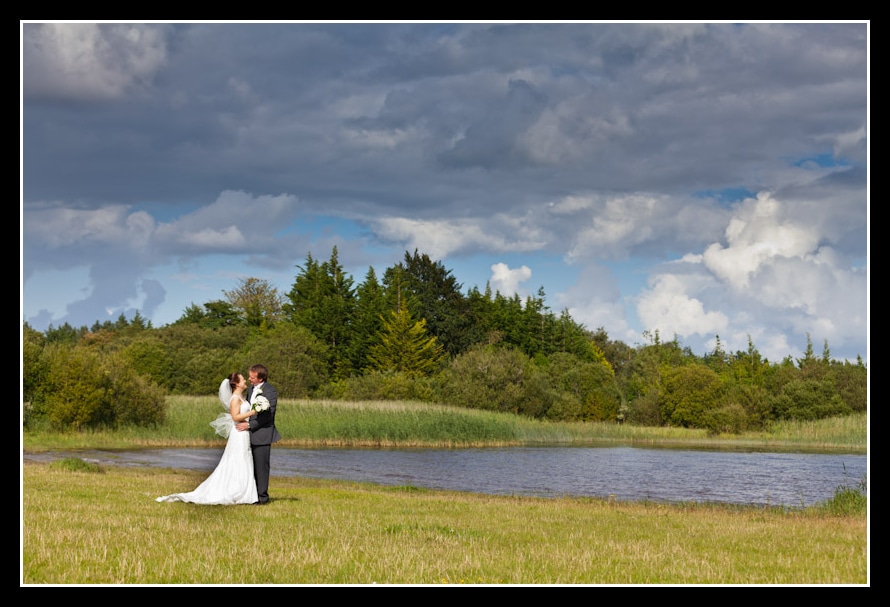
247;381;282;446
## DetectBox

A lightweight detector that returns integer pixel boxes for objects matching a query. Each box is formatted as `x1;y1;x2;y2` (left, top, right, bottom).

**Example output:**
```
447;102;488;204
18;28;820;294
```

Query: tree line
23;247;867;433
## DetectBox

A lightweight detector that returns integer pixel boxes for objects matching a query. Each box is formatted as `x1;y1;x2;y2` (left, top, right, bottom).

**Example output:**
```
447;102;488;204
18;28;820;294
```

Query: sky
21;22;869;363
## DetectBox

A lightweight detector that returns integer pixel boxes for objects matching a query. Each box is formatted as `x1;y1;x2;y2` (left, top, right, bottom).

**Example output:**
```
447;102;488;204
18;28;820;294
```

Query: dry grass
22;461;867;585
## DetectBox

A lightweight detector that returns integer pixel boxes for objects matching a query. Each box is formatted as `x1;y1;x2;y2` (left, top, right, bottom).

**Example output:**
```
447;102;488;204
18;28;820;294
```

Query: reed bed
23;397;867;453
22;461;867;585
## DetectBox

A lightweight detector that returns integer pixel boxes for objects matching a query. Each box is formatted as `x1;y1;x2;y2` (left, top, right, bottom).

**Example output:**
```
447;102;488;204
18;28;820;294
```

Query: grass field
22;460;867;585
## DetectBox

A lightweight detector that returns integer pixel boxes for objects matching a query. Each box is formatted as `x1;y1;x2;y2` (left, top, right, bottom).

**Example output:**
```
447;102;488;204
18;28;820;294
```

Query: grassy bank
22;460;867;584
22;397;868;453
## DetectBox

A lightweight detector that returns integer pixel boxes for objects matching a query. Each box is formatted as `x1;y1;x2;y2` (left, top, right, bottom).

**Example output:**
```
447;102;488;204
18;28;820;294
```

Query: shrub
543;352;622;422
660;363;723;428
104;352;167;427
28;343;166;430
544;390;582;421
625;390;663;426
703;402;749;435
771;379;851;421
441;345;552;418
317;370;438;402
37;344;108;429
239;324;329;398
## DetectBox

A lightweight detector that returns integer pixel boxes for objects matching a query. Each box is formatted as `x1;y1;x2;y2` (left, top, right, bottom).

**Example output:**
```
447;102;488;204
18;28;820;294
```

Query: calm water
29;446;867;507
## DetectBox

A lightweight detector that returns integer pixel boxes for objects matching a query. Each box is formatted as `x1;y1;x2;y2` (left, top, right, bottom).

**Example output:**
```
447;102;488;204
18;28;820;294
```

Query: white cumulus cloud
636;273;729;339
702;192;820;289
489;262;532;297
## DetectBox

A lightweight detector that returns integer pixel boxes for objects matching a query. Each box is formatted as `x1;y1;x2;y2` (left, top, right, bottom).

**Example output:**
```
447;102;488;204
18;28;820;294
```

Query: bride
157;373;258;505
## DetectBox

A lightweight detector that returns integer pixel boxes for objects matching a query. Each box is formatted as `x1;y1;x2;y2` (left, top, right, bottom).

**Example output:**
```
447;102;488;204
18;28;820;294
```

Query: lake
26;445;867;507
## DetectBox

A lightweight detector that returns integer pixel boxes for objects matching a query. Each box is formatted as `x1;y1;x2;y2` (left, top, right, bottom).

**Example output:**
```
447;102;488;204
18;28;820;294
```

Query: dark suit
247;381;282;503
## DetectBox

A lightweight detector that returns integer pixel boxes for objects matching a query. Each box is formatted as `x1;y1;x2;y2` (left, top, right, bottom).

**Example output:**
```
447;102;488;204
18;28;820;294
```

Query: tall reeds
23;396;866;452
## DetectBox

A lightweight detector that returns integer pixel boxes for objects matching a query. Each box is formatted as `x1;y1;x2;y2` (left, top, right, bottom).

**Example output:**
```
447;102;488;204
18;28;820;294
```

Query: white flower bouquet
252;395;271;413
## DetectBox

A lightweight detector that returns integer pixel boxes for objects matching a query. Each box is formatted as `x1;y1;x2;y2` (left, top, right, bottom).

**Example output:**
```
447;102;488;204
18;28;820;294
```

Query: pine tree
367;307;445;378
397;249;473;356
285;247;356;377
350;266;387;371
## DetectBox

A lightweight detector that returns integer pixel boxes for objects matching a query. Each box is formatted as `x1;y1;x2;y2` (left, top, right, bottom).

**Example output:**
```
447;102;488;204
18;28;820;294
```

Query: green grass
816;473;868;517
22;397;868;453
22;460;867;584
48;457;103;474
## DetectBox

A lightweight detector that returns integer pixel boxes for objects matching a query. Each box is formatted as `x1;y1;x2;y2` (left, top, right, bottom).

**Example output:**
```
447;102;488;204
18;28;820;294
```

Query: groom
236;363;281;504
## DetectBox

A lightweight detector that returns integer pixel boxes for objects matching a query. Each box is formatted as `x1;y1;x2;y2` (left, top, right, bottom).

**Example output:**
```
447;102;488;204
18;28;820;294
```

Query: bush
37;344;108;429
625;390;663;426
317;371;438;402
543;390;582;421
104;353;167;427
239;324;329;398
660;363;723;428
27;343;167;430
23;324;46;405
704;402;749;435
771;379;851;421
543;352;622;421
441;345;552;418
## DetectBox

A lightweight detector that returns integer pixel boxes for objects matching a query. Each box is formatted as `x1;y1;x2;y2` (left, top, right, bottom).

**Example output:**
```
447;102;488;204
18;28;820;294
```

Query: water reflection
27;446;867;507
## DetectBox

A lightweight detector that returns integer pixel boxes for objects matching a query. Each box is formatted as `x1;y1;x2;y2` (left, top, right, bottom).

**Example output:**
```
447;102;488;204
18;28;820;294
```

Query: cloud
629;187;866;359
549;193;729;260
556;263;630;338
153;190;301;256
23;190;305;328
24;205;154;251
636;273;729;339
23;23;169;101
489;262;532;297
702;192;820;289
370;215;547;260
438;79;548;169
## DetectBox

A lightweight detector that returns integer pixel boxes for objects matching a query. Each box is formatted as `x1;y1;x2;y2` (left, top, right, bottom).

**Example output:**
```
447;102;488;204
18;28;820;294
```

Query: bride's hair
227;372;243;391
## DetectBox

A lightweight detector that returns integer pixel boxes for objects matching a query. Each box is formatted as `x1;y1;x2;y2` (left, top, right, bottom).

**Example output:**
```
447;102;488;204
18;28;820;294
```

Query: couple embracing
157;364;281;505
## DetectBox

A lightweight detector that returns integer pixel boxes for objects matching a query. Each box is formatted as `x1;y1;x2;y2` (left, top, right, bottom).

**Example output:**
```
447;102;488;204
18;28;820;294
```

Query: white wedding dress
156;398;257;505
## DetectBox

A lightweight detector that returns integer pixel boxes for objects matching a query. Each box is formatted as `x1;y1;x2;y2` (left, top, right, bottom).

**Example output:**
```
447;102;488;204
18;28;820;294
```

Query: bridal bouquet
252;395;271;413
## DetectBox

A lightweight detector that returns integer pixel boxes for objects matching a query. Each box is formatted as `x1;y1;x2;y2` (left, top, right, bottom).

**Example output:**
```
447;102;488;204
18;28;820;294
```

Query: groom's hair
250;364;268;381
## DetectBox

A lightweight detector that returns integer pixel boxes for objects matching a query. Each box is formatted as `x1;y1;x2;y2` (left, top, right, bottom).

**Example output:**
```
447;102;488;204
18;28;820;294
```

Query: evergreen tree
395;249;474;356
285;252;323;326
201;300;243;329
173;303;207;326
285;247;356;377
367;307;445;378
466;284;496;343
44;322;85;344
350;266;387;371
491;291;525;349
797;333;818;370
